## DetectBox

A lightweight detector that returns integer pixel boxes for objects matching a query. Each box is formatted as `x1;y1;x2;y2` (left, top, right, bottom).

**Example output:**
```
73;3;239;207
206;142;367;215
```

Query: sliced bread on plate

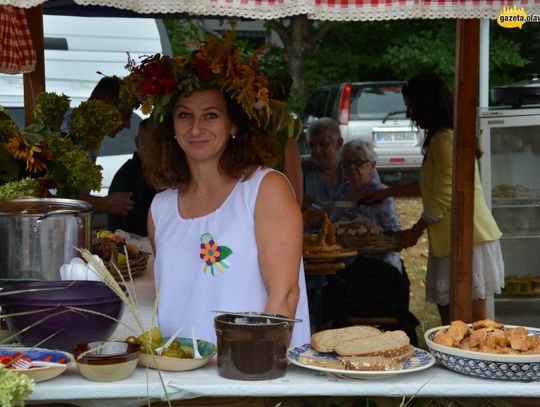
338;344;415;371
335;330;410;357
311;325;382;353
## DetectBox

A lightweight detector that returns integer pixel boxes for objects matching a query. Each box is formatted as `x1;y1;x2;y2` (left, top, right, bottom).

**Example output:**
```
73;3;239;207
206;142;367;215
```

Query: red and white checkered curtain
1;0;540;20
311;0;540;20
0;5;35;74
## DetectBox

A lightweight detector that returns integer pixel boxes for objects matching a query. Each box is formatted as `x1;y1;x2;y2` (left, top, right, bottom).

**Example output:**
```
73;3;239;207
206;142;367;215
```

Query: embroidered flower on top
199;233;232;276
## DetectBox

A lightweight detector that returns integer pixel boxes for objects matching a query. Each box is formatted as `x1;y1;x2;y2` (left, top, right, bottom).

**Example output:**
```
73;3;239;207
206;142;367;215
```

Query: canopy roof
2;0;540;21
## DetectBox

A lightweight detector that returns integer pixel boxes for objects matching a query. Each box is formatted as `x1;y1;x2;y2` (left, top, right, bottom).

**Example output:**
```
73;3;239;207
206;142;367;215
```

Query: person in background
62;76;135;216
325;140;419;343
274;114;303;207
362;72;504;325
302;117;344;209
269;78;303;207
107;118;157;236
125;31;311;347
302;117;380;213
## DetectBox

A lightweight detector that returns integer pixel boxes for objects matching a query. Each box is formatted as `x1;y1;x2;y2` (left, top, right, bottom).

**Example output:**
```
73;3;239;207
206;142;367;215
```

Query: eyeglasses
342;159;371;168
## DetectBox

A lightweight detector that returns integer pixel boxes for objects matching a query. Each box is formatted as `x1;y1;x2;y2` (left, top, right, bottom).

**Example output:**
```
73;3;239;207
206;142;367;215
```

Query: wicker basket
92;237;149;281
106;250;149;281
337;233;401;254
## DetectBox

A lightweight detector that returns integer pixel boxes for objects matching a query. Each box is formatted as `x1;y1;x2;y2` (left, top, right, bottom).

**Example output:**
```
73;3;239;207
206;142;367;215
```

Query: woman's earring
231;133;236;140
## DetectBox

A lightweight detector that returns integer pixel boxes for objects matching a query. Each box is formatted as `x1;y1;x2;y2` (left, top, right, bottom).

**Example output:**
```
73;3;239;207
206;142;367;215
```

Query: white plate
287;344;435;379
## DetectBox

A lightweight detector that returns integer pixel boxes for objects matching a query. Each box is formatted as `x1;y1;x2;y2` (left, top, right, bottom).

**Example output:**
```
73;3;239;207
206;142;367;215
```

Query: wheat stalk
79;248;145;333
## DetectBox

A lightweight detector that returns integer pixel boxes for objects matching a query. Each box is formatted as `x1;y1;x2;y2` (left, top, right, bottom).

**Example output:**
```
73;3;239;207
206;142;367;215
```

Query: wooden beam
23;5;45;126
450;19;480;323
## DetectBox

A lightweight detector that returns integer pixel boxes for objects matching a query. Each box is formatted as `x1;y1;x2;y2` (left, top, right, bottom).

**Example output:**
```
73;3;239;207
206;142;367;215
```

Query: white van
0;15;171;196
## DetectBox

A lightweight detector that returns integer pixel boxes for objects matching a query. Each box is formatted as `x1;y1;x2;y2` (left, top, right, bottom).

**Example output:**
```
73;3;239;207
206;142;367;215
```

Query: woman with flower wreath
122;30;311;347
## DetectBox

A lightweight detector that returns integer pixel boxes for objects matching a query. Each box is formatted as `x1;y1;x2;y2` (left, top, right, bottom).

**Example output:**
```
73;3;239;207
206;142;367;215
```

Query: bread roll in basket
334;215;401;254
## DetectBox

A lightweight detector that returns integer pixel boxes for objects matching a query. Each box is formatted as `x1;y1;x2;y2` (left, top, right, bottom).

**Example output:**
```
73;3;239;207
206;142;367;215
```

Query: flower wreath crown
121;28;283;128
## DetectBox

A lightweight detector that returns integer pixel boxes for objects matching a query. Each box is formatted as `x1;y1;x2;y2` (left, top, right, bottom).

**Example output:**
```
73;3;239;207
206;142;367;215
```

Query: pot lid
0;197;93;215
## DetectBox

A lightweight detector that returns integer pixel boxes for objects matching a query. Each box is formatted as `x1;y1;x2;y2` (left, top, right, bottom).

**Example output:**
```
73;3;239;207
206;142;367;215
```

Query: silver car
302;81;424;172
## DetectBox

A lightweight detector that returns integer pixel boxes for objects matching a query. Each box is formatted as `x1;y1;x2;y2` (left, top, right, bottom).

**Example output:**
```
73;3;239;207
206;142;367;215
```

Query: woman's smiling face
173;89;237;163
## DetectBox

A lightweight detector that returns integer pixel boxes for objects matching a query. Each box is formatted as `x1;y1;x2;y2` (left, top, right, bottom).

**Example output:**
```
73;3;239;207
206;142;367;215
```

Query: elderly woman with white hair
323;139;419;344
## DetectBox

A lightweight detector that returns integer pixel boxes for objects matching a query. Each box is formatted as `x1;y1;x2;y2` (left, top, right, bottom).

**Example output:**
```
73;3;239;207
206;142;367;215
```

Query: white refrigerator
478;107;540;326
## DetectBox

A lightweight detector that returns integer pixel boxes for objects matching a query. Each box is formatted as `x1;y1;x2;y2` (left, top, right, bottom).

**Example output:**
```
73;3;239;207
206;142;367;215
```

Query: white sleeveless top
151;167;311;347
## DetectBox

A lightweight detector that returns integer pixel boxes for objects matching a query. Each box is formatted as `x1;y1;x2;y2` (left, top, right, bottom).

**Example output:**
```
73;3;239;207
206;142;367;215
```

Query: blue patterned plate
287;344;435;379
0;347;73;383
425;325;540;381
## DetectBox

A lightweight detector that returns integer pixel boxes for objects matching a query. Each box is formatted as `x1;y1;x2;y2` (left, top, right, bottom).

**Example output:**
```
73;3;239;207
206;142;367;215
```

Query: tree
265;17;334;111
163;18;537;110
162;20;203;56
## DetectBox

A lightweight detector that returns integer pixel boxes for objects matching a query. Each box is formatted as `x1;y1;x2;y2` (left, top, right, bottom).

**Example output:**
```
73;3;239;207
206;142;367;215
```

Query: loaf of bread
311;325;382;353
338;344;415;371
335;330;410;357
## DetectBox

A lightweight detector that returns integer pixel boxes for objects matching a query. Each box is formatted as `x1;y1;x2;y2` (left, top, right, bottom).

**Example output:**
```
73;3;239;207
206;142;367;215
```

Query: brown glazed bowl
214;313;293;381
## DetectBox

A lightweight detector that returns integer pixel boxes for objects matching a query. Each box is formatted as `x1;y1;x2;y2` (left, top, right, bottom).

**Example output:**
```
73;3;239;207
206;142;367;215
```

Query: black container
491;74;540;108
214;313;292;381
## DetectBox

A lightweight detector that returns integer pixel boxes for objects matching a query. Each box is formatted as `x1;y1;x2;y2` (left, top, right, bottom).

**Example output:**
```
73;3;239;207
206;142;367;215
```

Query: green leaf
219;246;233;261
0;144;19;179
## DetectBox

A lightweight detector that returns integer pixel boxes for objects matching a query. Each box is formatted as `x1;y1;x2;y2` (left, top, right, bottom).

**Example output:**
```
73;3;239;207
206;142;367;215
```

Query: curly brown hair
141;93;277;190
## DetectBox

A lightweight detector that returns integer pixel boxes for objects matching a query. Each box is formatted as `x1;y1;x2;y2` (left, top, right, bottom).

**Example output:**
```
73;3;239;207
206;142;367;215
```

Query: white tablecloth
25;258;540;406
26;361;540;407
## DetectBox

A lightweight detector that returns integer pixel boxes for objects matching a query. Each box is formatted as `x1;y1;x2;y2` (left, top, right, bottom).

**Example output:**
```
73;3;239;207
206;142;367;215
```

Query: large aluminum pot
0;198;93;281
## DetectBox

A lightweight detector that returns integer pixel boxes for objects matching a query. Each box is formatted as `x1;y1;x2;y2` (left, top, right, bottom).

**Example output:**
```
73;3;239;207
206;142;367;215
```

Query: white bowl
425;324;540;381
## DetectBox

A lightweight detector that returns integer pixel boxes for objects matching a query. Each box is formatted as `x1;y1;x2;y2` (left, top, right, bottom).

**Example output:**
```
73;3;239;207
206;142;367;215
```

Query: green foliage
163;18;539;111
32;92;70;129
0;107;19;142
0;177;40;199
303;20;458;90
0;365;35;407
489;20;537;87
0;142;19;182
162;19;203;56
69;99;122;152
50;135;103;195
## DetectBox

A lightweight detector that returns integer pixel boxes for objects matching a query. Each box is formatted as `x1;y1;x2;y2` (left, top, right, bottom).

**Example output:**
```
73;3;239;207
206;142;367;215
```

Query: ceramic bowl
73;341;140;382
0;279;40;344
425;324;540;381
0;280;127;351
0;347;73;383
138;337;216;372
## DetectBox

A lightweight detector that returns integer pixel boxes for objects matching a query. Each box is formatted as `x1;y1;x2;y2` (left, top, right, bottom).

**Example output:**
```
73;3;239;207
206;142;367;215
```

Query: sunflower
6;133;52;173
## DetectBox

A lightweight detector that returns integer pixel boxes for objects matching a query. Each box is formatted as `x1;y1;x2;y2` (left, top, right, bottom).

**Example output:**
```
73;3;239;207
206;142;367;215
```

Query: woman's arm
79;191;134;214
362;180;421;204
255;171;302;318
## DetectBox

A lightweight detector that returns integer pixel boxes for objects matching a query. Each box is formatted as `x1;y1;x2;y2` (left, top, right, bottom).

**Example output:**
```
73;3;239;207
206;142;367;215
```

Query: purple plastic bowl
0;280;127;352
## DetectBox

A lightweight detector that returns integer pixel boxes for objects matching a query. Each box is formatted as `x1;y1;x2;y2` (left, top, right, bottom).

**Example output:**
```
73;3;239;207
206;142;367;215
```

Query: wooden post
450;19;480;322
23;5;45;126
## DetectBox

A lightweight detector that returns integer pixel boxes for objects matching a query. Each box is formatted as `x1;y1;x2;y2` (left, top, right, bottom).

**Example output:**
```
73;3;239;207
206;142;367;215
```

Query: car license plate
374;132;416;142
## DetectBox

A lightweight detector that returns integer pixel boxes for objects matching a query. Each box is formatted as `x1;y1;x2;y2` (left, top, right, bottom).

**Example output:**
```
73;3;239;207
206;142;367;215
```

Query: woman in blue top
324;140;419;343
